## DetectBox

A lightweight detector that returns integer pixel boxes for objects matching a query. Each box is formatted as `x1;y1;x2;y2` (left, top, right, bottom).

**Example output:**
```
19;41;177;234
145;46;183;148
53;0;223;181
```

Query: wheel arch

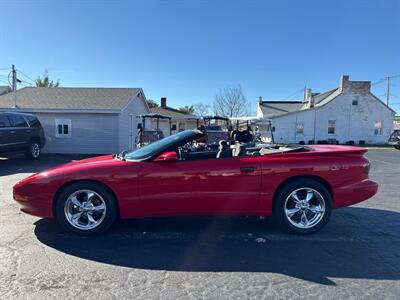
272;175;333;213
30;136;41;147
52;179;120;218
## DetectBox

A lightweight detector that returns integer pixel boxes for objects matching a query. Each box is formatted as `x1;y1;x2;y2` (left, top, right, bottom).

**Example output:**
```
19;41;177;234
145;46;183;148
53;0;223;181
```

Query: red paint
13;145;378;219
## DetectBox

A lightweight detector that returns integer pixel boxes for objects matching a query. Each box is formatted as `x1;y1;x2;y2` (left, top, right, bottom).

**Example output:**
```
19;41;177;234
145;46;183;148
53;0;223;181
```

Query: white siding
118;95;149;151
266;90;394;144
37;113;119;154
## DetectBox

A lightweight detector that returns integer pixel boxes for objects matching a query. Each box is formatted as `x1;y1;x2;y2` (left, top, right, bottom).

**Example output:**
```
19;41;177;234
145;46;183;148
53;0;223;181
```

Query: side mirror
154;151;178;162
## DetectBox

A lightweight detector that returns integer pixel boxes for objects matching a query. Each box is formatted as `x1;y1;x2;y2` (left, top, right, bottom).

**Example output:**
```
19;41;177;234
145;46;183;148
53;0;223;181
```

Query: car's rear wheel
55;182;118;235
274;179;332;234
25;140;40;159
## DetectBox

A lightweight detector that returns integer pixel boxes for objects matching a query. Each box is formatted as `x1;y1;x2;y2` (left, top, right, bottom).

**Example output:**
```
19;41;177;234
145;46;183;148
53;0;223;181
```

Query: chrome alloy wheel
31;143;40;158
64;189;107;230
284;187;325;229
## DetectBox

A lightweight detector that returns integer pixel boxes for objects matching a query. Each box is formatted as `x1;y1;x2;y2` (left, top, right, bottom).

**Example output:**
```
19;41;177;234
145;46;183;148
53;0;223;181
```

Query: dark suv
0;111;45;159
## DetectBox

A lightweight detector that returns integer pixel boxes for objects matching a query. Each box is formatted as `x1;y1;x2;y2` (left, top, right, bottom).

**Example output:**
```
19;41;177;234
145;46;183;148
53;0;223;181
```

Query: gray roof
0;87;142;110
313;88;338;105
150;106;197;120
0;86;11;96
259;101;304;117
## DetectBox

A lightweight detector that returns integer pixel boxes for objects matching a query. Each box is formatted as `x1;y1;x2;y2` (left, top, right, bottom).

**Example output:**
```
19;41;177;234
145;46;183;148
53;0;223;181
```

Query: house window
352;97;358;105
295;123;304;134
178;122;186;132
328;120;335;134
55;119;72;138
374;121;382;135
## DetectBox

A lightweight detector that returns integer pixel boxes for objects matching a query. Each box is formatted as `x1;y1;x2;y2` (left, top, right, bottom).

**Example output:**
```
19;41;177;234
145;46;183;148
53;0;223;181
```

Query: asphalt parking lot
0;150;399;299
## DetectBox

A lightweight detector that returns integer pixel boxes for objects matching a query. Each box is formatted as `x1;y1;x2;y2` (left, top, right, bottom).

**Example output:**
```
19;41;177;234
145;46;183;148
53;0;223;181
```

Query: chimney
340;75;349;89
258;96;263;104
304;88;312;102
161;97;167;108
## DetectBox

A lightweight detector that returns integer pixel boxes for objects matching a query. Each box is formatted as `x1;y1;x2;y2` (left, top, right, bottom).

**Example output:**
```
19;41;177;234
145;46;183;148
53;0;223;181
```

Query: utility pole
11;64;17;108
385;75;390;106
11;64;17;91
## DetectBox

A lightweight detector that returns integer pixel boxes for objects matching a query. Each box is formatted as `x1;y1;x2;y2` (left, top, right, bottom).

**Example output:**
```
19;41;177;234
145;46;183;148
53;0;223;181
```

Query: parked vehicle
230;116;275;145
202;115;230;147
136;113;172;147
388;131;400;149
13;129;378;235
0;111;45;159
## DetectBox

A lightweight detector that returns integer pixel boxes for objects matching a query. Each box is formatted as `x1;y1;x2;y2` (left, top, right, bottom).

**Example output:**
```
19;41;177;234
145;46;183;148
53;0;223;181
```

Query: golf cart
388;130;400;150
229;116;275;146
136;113;172;147
201;115;231;147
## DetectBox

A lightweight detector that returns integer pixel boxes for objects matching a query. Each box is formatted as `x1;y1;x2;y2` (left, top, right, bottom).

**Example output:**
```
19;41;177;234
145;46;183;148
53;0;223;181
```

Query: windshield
125;130;198;160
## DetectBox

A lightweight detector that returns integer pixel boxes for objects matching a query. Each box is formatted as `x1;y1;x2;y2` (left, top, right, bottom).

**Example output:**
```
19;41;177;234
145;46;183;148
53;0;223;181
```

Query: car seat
216;140;232;158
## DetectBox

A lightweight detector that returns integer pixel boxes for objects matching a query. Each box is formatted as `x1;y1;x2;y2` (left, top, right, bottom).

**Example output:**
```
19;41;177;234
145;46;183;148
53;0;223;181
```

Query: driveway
0;151;399;299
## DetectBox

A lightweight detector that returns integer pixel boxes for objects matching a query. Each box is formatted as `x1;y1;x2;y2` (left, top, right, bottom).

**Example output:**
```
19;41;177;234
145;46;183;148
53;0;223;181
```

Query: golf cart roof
230;116;273;124
202;115;230;121
138;113;172;120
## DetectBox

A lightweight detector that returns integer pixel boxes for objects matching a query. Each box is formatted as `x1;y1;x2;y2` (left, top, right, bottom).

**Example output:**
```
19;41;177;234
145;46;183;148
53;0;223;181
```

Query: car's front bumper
13;183;54;218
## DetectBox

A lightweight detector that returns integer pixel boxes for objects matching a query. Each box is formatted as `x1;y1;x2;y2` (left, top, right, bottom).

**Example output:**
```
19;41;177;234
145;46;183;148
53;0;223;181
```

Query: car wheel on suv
25;140;41;159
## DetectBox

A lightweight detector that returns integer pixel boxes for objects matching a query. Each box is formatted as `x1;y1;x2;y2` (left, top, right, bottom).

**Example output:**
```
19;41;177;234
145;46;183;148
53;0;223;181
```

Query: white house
257;75;396;144
0;87;150;154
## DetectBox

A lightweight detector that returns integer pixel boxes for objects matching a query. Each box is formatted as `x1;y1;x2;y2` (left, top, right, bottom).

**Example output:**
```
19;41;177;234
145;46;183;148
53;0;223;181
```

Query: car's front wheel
274;179;332;234
55;182;118;235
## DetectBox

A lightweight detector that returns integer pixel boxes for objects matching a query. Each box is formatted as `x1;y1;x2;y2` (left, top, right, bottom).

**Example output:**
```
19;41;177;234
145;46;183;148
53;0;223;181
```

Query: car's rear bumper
333;179;378;208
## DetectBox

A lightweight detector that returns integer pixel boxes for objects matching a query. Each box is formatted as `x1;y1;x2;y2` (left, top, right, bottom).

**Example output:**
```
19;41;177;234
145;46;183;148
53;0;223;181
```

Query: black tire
25;140;41;159
394;145;400;150
274;178;332;234
55;182;118;235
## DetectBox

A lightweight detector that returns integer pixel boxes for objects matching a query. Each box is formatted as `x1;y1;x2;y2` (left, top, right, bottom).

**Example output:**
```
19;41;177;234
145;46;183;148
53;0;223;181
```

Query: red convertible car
13;130;378;235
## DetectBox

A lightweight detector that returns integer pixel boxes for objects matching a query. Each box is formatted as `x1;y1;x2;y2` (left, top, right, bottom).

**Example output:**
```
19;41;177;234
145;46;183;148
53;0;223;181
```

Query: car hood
14;155;131;187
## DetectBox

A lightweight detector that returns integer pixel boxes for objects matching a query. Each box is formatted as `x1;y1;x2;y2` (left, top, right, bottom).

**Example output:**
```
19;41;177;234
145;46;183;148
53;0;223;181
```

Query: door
138;156;262;216
7;113;31;151
0;114;13;153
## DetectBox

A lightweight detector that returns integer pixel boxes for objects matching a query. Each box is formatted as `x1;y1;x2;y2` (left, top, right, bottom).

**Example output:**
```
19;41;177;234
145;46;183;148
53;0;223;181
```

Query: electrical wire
17;69;36;84
283;87;305;100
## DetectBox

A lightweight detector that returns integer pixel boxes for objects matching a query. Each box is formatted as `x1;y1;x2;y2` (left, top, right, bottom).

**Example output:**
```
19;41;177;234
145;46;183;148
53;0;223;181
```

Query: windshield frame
124;129;203;162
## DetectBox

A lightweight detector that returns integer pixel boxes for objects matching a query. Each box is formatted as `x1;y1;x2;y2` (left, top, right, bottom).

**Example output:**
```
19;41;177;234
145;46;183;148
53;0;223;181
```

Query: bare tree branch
193;103;212;117
213;85;249;117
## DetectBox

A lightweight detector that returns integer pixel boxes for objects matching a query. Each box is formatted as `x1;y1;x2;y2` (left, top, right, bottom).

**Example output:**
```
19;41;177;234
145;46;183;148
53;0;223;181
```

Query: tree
192;103;211;117
213;84;249;117
35;70;60;87
179;105;195;114
146;99;159;108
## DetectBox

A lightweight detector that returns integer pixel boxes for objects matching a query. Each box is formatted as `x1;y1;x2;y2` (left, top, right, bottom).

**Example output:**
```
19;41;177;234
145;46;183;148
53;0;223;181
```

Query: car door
7;113;31;151
0;113;13;153
138;155;262;216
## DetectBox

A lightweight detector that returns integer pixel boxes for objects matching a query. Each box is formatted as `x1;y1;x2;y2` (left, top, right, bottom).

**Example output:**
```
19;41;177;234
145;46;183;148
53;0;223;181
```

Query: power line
372;78;385;86
283;87;305;100
17;69;36;84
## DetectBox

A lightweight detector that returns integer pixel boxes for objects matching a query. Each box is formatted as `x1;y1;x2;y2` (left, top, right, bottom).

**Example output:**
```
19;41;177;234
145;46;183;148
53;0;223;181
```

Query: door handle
240;166;256;173
9;130;15;134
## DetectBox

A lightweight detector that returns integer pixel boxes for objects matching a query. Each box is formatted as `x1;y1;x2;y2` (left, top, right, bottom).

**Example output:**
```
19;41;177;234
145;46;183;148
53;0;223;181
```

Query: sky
0;0;399;114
